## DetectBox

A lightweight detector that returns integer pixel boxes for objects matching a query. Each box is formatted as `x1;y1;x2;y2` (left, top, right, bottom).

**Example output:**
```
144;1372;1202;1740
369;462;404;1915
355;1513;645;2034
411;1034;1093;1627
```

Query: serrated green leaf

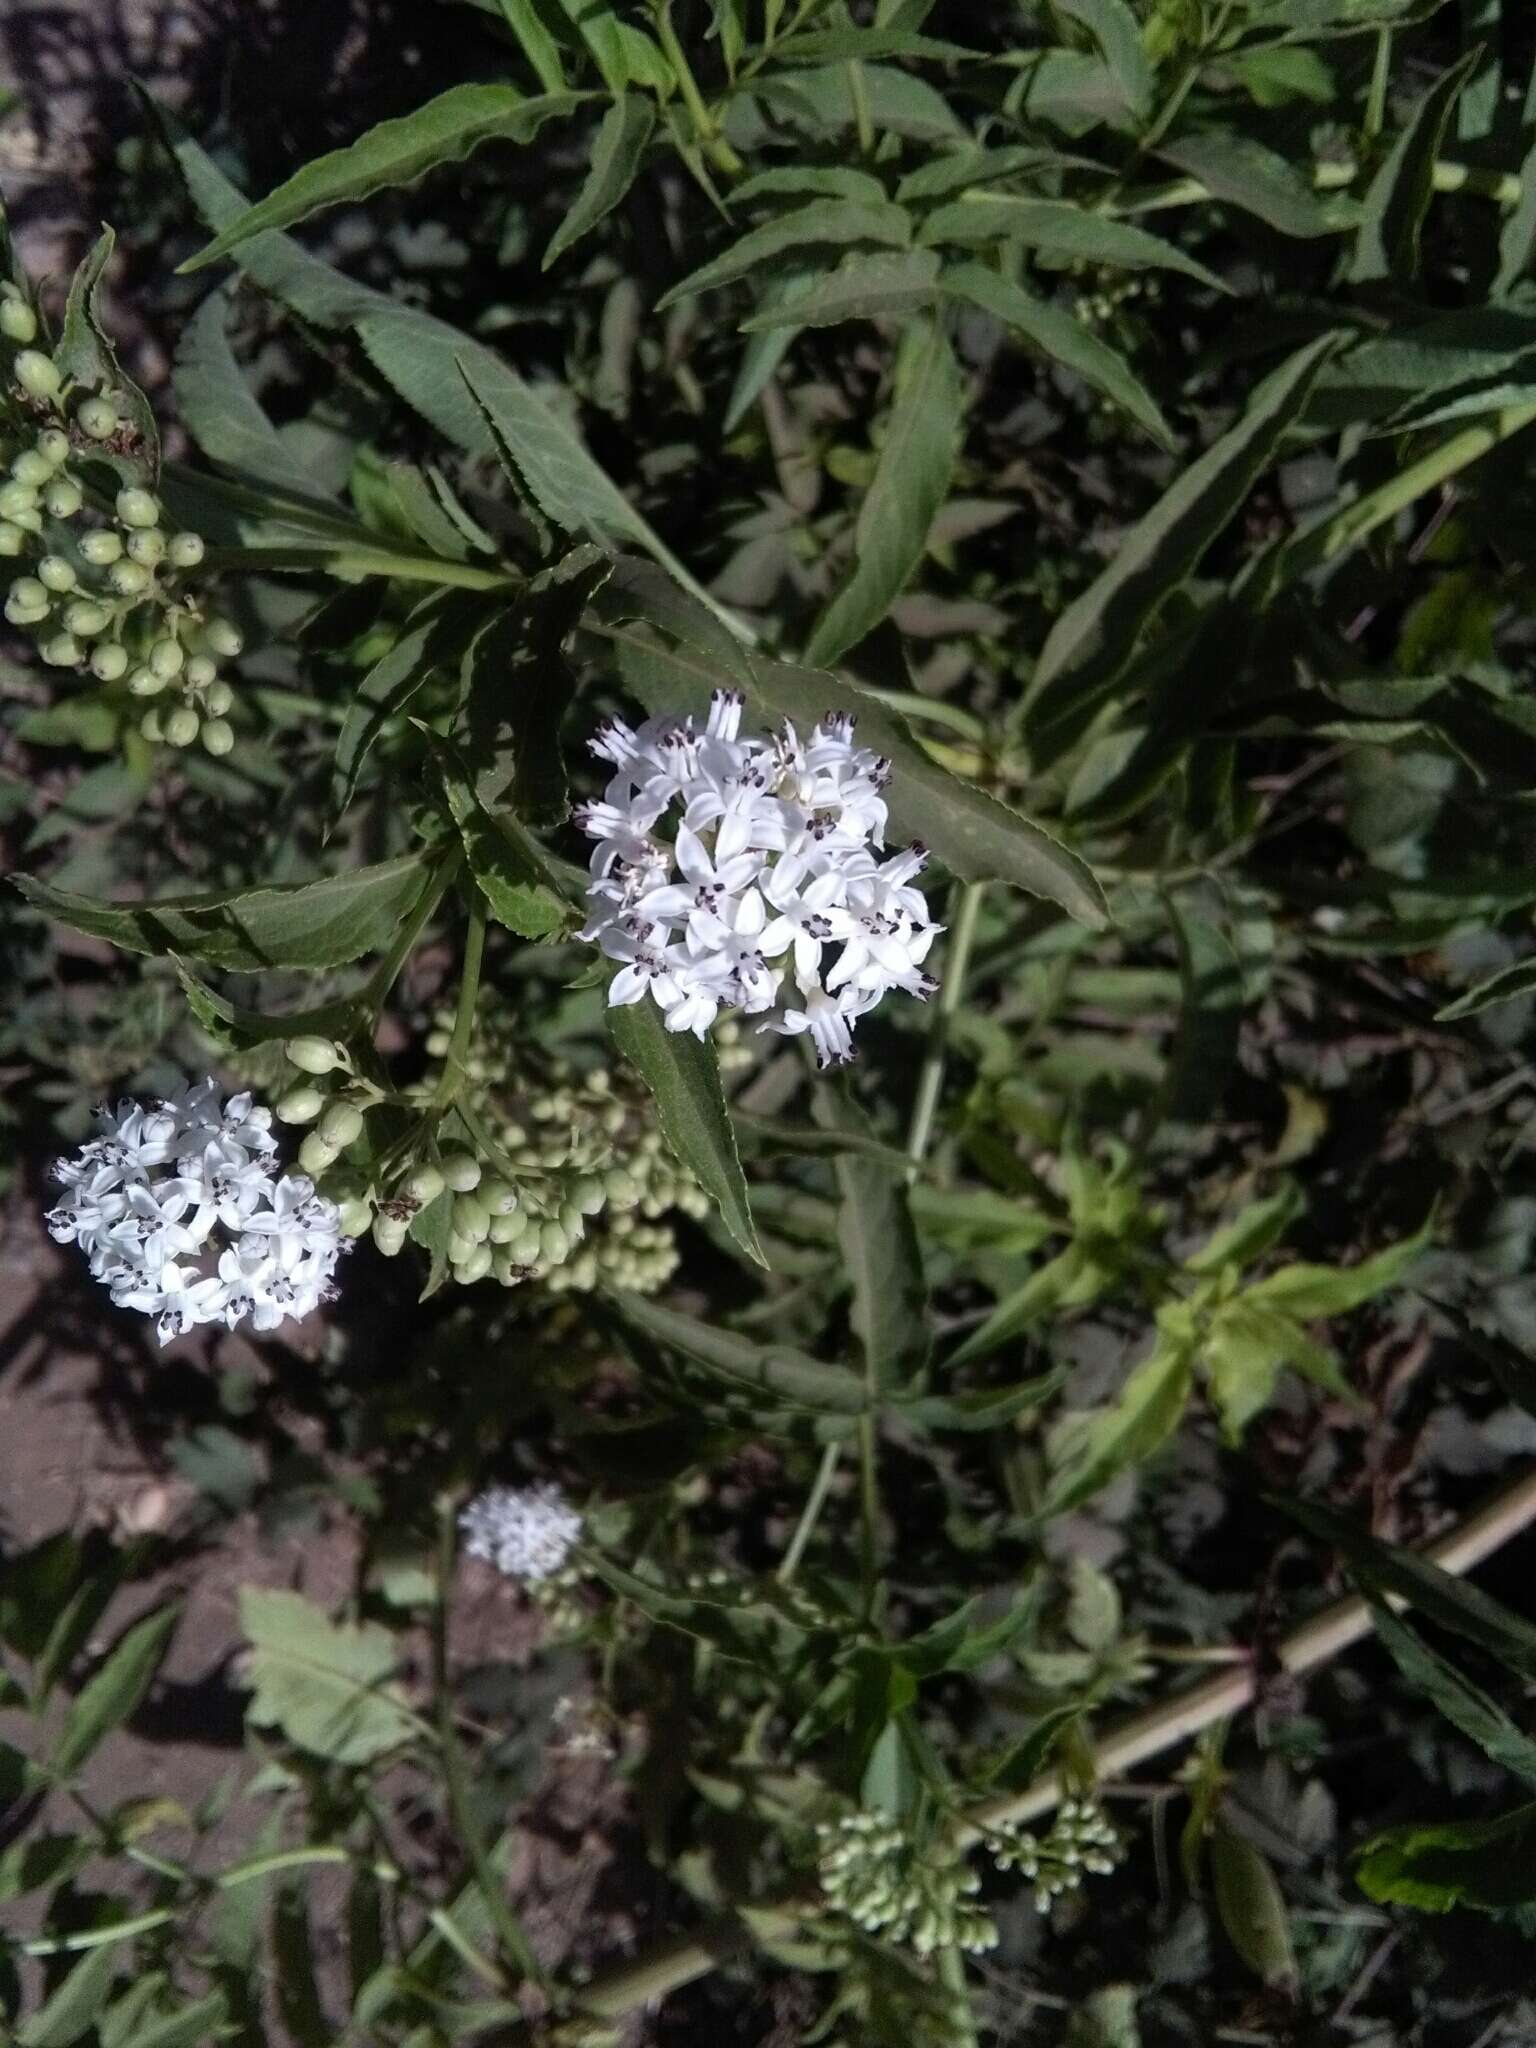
1349;51;1480;284
600;617;1107;925
919;196;1228;294
606;998;765;1267
330;590;483;825
740;248;941;329
1024;332;1340;759
104;1992;228;2048
174;286;310;491
544;93;653;268
732;165;890;205
1159;132;1353;236
1246;1218;1430;1317
1054;0;1154;119
1356;1803;1536;1913
426;733;577;939
942;258;1171;445
1437;956;1536;1020
50;1604;180;1777
57;228;159;477
607;1292;866;1411
897;1367;1066;1432
240;1587;417;1764
17;1945;120;2048
15;850;439;973
1367;1596;1536;1788
180;85;584;270
747;62;964;141
659;197;914;309
805;316;963;664
1040;1321;1194;1516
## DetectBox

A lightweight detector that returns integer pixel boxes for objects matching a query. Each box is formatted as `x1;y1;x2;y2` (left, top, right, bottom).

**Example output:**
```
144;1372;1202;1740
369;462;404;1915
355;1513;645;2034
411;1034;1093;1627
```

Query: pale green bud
11;449;52;488
108;559;149;597
286;1036;343;1076
0;522;24;556
401;1163;444;1206
148;637;184;679
89;641;129;682
488;1211;521;1244
37;554;75;593
0;296;36;343
0;480;35;519
139;708;164;742
451;1194;490;1242
79;530;122;566
39;631;81;667
299;1131;338;1177
14;349;60;398
373;1214;409;1257
201;615;243;658
10;575;46;609
43;477;82;519
201;717;235;757
439;1153;482;1193
338;1197;374;1239
77;396;118;440
115;486;160;529
202;678;233;716
167;531;204;568
126;667;164;697
63;599;109;637
184;653;216;689
126;528;165;566
276;1083;325;1124
455;1243;493;1284
36;429;69;467
318;1100;364;1147
163;704;200;747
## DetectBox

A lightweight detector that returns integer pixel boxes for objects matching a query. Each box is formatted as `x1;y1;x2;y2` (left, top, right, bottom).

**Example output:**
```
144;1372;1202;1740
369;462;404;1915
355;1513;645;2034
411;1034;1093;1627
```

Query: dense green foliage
7;0;1536;2041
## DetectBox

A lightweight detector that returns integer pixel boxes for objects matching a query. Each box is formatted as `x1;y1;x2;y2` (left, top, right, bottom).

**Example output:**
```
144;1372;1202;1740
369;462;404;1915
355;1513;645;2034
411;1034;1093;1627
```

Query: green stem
654;4;745;175
847;60;874;155
202;544;513;592
432;1494;547;1991
937;1946;980;2048
1364;27;1392;142
776;1440;841;1583
362;852;460;1010
432;899;487;1110
856;1410;879;1612
904;881;987;1181
1107;155;1523;219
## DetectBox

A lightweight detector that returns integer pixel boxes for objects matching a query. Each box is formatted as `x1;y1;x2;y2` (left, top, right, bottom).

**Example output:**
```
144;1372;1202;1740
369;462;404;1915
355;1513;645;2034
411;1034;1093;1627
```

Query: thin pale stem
432;900;487;1110
905;881;987;1181
777;1439;841;1584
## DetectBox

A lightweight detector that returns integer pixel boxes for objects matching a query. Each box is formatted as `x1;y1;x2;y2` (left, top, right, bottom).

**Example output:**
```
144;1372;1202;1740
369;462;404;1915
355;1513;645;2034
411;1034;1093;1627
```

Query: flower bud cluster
814;1814;997;1959
985;1797;1119;1913
403;1004;707;1295
0;330;243;754
45;1076;343;1345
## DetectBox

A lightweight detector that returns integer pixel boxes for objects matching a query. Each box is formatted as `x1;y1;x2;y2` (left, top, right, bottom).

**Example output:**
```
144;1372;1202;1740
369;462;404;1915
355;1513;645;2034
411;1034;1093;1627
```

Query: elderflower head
576;691;942;1066
46;1077;343;1344
459;1484;583;1582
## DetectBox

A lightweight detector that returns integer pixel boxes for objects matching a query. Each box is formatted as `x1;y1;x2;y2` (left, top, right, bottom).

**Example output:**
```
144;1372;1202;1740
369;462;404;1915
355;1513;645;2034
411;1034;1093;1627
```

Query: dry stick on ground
562;1465;1536;2027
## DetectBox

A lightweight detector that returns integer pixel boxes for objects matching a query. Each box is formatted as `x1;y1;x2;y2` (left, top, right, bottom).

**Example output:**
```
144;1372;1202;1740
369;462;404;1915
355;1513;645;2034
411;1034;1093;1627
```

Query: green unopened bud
63;599;109;636
299;1131;338;1177
201;717;235;756
286;1036;343;1076
10;576;47;609
14;349;60;398
318;1100;364;1147
39;632;81;667
139;708;164;742
401;1163;444;1205
439;1153;482;1193
338;1196;374;1238
0;522;24;556
9;507;40;535
108;559;149;597
202;678;233;715
167;531;204;569
373;1213;409;1257
36;429;69;467
43;477;82;519
89;641;129;682
79;529;122;566
201;615;243;659
11;449;52;488
488;1211;521;1244
37;555;75;593
480;1175;517;1214
115;486;160;529
455;1243;493;1284
0;296;36;344
77;396;118;439
126;666;164;697
184;653;217;689
163;704;200;747
451;1193;491;1242
275;1084;325;1124
0;481;36;519
126;528;165;566
148;637;184;679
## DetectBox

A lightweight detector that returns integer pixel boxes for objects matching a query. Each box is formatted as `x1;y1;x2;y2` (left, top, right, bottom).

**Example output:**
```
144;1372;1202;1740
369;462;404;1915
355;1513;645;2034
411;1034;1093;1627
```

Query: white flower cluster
46;1078;343;1346
577;691;941;1067
988;1798;1119;1912
459;1484;583;1582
